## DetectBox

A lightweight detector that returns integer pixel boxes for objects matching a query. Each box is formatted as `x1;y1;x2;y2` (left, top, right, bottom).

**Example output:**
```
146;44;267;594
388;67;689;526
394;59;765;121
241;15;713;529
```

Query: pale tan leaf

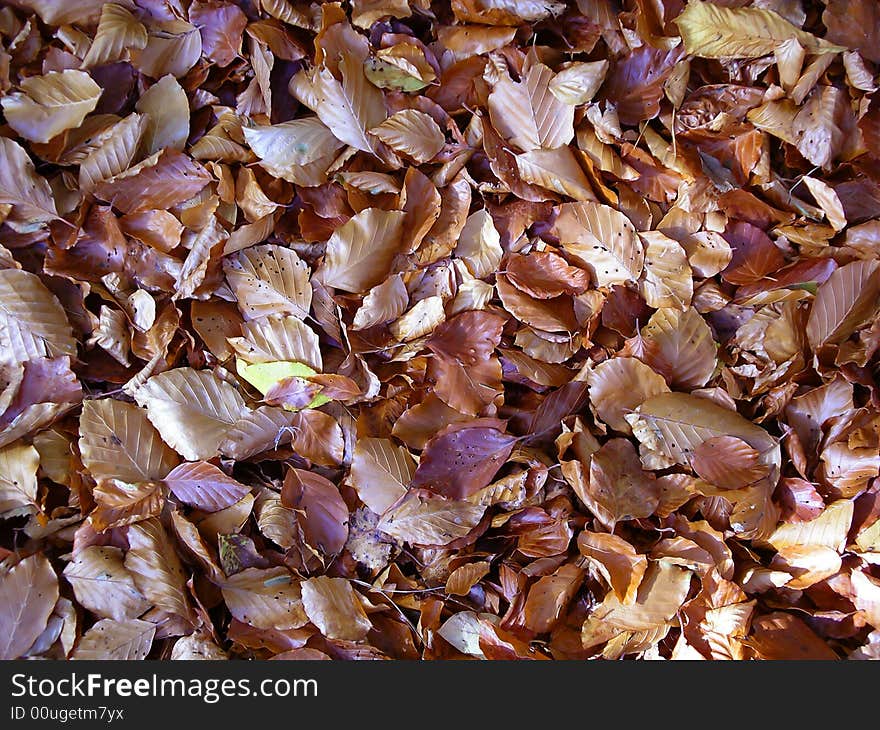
134;367;249;461
370;109;446;164
308;55;386;154
746;99;799;145
454;209;503;279
549;60;609;106
170;632;228;660
585;560;692;633
87;305;131;366
768;499;853;552
81;3;147;69
352;274;409;330
678;231;733;279
436;611;494;658
0;269;76;367
224;244;311;321
554;202;644;287
221;566;308;630
320;208;406;293
0;553;59;659
793;85;847;168
229;315;322;371
63;547;150;621
0;443;40;518
801;176;847;232
254;488;297;549
125;518;193;621
489;61;574;152
774;38;805;91
352;0;412;28
132;20;202;79
851;570;880;629
176;216;228;300
350;437;416;515
1;69;101;144
378;492;486;546
78;113;149;193
627;392;781;477
260;0;319;30
772;544;842;589
71;619;154;660
79;399;179;483
389;296;446;342
218;405;297;460
454;0;565;23
576;125;639;180
639;307;717;389
588;357;670;434
301;576;371;641
243;117;343;181
675;0;844;58
806;260;880;348
135;74;190;155
0;137;58;222
639;231;693;310
515;147;596;201
578;530;648;604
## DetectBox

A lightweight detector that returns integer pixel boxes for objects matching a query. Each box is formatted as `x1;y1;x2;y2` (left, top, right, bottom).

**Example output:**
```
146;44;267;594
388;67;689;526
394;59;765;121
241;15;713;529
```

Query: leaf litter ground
0;0;879;660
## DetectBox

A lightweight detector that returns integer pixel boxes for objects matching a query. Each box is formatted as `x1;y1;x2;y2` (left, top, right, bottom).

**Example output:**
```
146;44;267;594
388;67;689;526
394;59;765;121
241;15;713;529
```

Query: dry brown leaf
224;244;311;321
675;0;844;58
79;399;180;483
350;437;416;515
0;443;40;519
488;60;575;152
81;3;147;69
71;619;155;660
319;208;406;293
0;137;59;222
553;202;644;287
134;368;250;461
0;553;59;659
588;357;670;434
370;109;446;164
125;519;193;623
301;576;371;641
221;567;308;630
638;307;717;390
1;69;101;143
63;547;150;621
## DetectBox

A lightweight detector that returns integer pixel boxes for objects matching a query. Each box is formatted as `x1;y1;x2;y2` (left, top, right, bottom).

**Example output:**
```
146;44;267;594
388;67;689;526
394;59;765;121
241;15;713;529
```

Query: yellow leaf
235;358;330;410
